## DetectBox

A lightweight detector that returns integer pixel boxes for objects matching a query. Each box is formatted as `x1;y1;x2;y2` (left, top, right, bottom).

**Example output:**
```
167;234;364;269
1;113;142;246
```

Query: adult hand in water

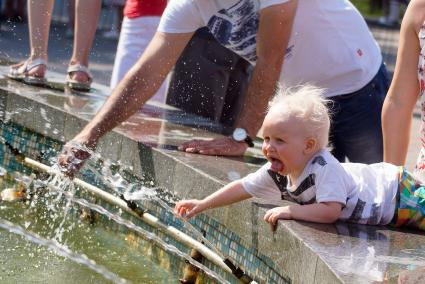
178;137;248;156
58;137;96;178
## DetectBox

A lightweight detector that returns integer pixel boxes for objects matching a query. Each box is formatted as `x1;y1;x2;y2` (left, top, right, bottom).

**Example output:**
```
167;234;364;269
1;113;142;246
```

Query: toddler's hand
263;206;292;228
174;199;203;219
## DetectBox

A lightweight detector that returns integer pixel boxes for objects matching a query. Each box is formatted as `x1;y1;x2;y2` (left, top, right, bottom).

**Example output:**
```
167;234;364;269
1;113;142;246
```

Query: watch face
233;128;247;141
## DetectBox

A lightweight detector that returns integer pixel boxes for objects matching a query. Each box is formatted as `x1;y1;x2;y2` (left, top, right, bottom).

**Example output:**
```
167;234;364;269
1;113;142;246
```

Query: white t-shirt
241;149;400;225
158;0;382;97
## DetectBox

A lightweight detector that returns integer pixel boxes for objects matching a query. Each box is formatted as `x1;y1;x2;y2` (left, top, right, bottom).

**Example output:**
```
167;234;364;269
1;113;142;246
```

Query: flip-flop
66;64;93;92
8;59;47;86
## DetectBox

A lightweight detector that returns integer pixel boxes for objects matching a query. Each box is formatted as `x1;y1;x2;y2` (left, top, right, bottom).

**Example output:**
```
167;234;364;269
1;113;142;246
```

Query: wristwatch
232;128;255;147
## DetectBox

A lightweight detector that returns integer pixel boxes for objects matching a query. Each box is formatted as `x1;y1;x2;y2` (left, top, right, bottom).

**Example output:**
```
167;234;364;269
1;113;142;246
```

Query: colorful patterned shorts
390;168;425;230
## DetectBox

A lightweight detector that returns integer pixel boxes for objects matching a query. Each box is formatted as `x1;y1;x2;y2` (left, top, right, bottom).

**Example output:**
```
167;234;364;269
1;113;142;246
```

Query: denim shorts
329;63;390;163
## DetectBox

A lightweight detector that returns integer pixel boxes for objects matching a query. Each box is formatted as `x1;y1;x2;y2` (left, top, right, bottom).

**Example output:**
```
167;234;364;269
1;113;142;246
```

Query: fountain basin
2;66;425;283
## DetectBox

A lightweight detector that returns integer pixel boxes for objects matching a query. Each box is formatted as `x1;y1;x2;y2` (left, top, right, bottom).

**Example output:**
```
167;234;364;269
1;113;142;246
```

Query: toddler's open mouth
269;157;284;173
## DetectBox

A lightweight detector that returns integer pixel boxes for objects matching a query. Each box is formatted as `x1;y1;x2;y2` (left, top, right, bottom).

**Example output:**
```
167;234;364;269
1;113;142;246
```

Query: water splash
45;145;239;282
62;191;230;284
7;162;231;282
82;160;227;261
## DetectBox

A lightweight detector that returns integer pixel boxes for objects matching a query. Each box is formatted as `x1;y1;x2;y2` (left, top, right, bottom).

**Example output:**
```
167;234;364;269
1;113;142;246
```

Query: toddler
175;85;425;231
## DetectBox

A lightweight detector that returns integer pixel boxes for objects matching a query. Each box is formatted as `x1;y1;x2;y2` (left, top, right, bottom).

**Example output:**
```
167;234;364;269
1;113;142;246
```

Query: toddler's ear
304;137;317;154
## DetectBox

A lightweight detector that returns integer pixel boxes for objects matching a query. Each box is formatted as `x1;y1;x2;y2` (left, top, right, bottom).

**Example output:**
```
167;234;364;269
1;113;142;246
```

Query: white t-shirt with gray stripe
241;149;399;225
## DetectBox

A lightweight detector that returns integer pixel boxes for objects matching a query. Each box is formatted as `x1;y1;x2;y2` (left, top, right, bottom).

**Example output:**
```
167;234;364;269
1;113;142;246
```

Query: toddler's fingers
263;211;272;223
174;206;184;217
263;211;269;220
179;207;188;217
185;211;193;219
174;204;183;214
186;208;198;219
272;215;278;225
266;213;277;225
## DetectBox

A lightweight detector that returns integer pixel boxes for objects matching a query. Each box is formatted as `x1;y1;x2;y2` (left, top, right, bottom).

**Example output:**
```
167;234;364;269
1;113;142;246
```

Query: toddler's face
261;111;310;181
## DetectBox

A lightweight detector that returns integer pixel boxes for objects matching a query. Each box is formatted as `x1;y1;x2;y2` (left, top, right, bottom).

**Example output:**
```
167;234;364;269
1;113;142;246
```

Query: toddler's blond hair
268;85;331;149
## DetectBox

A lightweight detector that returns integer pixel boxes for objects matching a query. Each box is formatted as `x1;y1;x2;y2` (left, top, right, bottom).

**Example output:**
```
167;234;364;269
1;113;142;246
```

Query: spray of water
44;182;230;284
5;158;231;283
81;160;226;260
7;140;251;282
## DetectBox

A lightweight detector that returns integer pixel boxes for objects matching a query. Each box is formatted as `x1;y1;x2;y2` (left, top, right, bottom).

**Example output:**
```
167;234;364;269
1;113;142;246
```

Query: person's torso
188;0;382;96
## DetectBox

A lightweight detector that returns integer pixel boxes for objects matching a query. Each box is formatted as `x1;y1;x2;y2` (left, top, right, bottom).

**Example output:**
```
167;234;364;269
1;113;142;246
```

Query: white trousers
110;16;167;103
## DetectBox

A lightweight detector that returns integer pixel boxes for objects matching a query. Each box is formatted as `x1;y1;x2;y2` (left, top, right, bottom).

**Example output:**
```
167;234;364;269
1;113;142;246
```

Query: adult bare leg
68;0;101;84
9;0;54;79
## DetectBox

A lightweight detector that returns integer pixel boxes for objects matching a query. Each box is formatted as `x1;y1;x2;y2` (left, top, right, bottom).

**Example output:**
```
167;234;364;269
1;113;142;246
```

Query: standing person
8;0;101;92
382;0;425;179
175;86;425;231
59;0;389;175
110;0;167;102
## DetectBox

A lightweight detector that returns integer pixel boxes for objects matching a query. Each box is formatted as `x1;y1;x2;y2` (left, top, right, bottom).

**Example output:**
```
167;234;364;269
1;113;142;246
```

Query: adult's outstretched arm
59;32;194;175
178;0;298;156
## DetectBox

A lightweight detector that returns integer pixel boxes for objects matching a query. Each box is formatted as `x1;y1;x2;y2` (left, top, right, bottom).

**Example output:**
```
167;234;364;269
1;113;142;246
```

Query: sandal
66;64;93;92
8;59;47;86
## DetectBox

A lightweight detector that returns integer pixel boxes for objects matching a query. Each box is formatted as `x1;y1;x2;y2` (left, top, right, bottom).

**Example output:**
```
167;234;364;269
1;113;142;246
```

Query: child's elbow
321;203;342;223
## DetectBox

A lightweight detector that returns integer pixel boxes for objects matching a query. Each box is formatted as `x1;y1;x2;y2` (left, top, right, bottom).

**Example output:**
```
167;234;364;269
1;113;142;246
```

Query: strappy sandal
66;64;93;92
8;59;47;86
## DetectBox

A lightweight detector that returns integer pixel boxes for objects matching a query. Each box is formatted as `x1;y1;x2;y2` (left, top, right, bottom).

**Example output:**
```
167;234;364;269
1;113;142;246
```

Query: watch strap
244;135;255;147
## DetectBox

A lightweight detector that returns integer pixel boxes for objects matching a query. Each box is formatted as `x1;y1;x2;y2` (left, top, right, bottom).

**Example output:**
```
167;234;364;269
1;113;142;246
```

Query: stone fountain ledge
1;65;425;284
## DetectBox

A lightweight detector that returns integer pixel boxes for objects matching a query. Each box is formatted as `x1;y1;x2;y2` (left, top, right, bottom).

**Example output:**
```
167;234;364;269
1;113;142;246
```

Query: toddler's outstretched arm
174;180;252;219
264;202;342;225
